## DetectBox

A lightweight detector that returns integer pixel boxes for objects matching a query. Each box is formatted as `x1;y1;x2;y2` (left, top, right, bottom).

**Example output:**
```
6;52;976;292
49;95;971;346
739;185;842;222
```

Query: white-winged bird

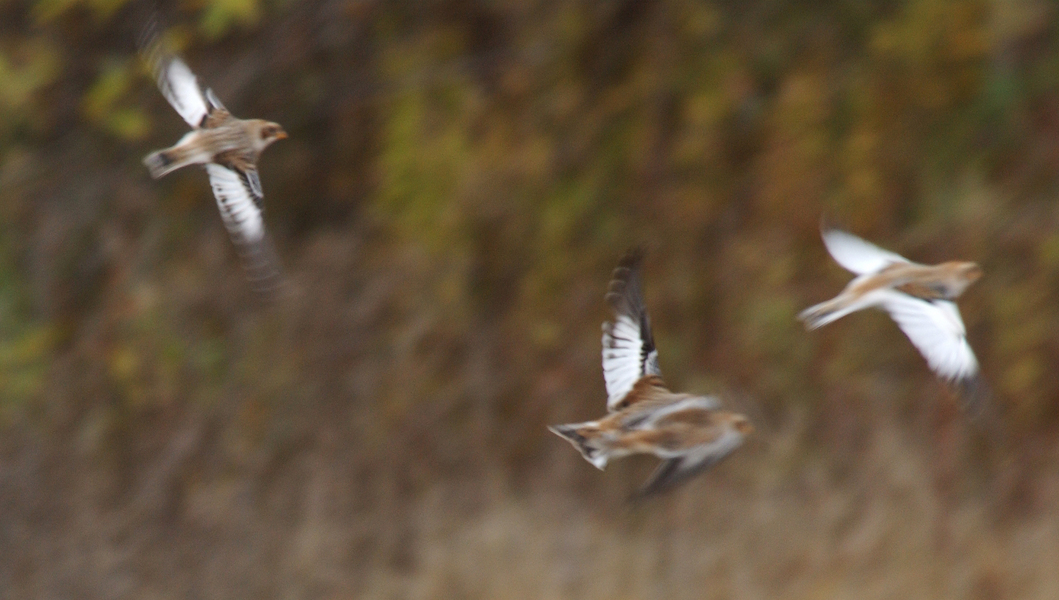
799;226;986;411
549;250;753;498
140;21;287;292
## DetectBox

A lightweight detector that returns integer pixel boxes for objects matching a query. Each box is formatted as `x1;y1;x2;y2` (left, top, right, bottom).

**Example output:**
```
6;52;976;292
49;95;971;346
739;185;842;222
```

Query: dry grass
355;418;1059;600
6;393;1059;599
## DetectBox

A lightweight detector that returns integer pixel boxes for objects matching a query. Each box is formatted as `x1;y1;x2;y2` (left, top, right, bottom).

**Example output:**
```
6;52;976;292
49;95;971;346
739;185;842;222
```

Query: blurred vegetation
4;0;1059;597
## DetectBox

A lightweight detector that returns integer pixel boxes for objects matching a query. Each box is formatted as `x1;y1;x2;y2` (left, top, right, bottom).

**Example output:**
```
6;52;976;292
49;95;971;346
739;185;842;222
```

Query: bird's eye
261;127;274;140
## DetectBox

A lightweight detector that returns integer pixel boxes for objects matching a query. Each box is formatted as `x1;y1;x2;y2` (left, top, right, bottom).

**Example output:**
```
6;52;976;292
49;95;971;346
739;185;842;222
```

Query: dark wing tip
136;11;161;54
952;375;992;420
238;237;286;298
818;213;846;236
817;215;864;246
605;247;646;312
627;458;686;502
136;11;174;69
604;285;626;310
616;246;646;270
600;318;617;343
818;212;833;234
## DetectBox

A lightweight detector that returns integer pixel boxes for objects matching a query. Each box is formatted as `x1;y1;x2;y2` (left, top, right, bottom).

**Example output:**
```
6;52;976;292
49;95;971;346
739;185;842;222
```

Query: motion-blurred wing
204;163;282;290
822;228;910;275
602;249;662;411
879;290;978;383
634;431;744;498
139;20;217;128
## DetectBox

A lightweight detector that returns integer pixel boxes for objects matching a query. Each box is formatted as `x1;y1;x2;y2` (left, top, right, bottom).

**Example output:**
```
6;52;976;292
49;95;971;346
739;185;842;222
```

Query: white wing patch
205;87;227;113
602;315;660;411
139;19;218;128
205;164;284;290
154;55;211;128
205;163;265;244
879;290;979;382
822;228;910;275
601;251;663;411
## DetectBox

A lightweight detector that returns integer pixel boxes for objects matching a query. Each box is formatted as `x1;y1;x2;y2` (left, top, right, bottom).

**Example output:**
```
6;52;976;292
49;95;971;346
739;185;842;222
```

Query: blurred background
2;0;1059;597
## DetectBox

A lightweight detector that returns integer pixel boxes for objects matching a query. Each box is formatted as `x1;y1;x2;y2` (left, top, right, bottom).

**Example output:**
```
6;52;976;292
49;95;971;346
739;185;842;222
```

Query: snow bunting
139;21;286;291
549;250;753;498
799;227;984;404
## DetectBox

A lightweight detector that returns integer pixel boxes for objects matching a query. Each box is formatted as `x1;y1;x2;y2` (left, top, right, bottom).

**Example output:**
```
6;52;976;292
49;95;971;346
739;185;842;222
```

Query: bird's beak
275;130;288;140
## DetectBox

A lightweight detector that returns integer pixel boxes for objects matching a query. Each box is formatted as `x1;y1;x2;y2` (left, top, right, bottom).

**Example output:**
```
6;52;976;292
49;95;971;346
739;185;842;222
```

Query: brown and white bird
549;250;753;498
139;21;287;291
799;227;984;404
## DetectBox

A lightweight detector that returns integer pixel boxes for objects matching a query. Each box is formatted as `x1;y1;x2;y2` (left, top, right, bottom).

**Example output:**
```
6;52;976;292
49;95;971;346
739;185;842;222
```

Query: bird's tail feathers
143;148;195;179
549;423;609;469
798;295;862;330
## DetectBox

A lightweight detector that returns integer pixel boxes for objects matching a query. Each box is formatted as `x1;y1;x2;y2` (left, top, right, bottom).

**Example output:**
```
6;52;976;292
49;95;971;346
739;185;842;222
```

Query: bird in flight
799;226;985;410
549;250;753;498
139;20;287;292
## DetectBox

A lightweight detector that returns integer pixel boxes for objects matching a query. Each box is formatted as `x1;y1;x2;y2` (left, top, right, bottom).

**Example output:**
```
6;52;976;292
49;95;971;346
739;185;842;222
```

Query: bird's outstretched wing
822;228;910;275
602;249;663;411
879;290;979;384
204;163;282;291
633;431;744;499
138;19;224;128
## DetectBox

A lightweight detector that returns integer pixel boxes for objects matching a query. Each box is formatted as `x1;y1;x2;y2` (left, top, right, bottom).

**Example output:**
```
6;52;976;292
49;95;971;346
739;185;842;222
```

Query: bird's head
958;262;983;283
730;414;754;437
945;261;983;297
252;120;288;151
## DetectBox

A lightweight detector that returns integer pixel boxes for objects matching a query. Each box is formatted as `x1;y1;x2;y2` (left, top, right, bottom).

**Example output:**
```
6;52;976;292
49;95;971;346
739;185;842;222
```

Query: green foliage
0;240;52;418
0;38;60;140
375;86;472;252
199;0;262;39
31;0;129;22
82;58;149;140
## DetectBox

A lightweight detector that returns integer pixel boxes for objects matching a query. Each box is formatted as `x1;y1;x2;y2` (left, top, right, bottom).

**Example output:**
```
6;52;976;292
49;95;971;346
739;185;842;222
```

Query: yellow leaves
844;131;881;199
990;279;1053;421
0;37;60;127
757;70;831;225
991;0;1052;44
0;325;55;415
0;235;54;417
199;0;262;39
870;0;988;109
108;342;141;393
836;127;886;226
1036;233;1059;271
375;90;470;250
676;2;722;40
32;0;259;30
82;59;150;140
31;0;130;23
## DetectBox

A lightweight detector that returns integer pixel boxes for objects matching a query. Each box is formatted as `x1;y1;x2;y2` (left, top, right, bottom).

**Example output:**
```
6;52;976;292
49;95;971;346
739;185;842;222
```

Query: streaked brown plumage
139;19;287;292
549;250;753;498
799;226;986;412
